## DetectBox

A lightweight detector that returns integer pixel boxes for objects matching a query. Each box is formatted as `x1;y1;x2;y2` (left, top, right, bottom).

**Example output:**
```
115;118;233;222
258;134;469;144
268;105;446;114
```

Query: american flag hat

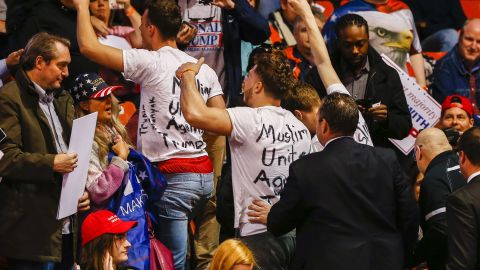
69;73;122;104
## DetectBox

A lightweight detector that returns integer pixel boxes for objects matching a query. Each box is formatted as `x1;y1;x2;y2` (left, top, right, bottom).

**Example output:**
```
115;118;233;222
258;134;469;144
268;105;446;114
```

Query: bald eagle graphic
355;11;413;69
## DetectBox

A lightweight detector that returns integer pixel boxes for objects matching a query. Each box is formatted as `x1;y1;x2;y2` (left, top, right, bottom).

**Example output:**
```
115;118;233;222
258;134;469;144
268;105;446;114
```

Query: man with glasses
447;127;480;269
412;128;466;270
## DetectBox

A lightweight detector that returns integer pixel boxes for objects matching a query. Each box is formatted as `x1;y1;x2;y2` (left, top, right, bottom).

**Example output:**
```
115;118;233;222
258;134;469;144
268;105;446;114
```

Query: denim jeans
155;172;214;270
421;28;459;52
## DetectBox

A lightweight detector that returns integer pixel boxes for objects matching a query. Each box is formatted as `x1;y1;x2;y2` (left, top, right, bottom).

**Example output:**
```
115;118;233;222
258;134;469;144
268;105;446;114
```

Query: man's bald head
415;128;452;173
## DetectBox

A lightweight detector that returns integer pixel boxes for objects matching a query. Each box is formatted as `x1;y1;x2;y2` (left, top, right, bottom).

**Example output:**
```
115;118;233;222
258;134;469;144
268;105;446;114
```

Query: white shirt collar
323;136;353;148
467;171;480;183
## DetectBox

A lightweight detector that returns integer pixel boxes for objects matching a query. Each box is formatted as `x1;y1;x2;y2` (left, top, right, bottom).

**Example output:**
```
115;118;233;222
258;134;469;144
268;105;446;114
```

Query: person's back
124;46;221;161
281;140;415;269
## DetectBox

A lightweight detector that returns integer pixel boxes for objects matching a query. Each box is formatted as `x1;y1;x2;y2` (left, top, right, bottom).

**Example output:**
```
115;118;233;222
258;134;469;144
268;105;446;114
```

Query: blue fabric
155;172;214;270
431;45;480;113
322;0;378;53
421;28;459;52
108;149;167;270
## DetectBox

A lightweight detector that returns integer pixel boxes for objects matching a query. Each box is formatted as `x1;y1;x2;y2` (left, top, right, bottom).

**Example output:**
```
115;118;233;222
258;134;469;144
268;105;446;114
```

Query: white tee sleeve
205;67;223;99
226;107;259;144
325;83;373;146
123;49;158;85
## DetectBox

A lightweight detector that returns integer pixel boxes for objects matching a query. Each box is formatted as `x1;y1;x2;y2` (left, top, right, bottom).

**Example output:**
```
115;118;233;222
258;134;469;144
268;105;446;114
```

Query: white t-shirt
227;106;311;236
123;46;223;162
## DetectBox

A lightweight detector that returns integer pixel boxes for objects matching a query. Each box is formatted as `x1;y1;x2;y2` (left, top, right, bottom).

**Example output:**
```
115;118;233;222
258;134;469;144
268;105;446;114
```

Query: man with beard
307;13;411;150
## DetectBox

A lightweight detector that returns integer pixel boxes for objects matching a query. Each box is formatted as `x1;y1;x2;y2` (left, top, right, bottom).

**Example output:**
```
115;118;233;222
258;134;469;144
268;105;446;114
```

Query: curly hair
253;49;296;100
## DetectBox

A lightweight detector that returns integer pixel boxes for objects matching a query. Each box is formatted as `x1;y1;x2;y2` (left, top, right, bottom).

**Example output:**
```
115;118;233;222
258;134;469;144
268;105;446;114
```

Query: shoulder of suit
372;146;397;161
450;179;480;203
0;80;22;101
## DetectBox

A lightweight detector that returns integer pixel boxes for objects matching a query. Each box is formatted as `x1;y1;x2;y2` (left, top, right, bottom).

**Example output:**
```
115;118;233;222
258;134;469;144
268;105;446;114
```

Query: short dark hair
457;127;480;166
318;93;359;136
145;0;182;40
21;32;71;71
253;49;295;100
334;13;369;38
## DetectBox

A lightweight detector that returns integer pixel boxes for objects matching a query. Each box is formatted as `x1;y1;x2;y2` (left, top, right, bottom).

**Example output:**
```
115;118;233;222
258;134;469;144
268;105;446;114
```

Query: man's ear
293;109;303;120
254;81;263;94
34;56;45;70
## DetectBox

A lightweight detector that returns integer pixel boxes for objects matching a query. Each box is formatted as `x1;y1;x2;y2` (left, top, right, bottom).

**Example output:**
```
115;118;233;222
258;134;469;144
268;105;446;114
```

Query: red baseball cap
81;210;137;246
441;95;473;117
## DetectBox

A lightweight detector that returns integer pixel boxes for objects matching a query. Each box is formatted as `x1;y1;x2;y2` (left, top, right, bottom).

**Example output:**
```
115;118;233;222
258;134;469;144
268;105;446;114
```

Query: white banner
382;54;441;155
57;112;97;219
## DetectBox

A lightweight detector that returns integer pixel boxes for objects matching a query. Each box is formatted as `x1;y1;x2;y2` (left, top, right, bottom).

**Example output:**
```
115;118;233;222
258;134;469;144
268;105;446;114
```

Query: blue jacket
222;0;270;105
432;45;480;106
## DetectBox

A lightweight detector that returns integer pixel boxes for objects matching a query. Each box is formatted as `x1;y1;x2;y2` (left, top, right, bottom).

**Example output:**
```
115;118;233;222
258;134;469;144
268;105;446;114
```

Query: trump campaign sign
382;54;441;155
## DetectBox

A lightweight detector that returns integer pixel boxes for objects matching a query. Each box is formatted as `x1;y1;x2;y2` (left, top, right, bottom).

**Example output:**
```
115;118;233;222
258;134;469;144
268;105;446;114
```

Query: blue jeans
422;28;459;52
155;172;214;270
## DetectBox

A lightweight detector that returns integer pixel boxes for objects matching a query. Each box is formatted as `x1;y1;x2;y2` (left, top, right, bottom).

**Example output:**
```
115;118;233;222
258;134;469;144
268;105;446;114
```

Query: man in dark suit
248;92;418;270
446;127;480;270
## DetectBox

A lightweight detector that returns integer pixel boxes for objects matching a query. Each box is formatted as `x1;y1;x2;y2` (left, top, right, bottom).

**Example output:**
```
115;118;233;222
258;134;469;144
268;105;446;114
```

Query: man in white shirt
72;0;225;269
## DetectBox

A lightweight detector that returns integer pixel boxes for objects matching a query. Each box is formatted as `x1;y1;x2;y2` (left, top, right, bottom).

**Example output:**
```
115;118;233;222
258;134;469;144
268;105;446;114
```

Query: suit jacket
267;137;419;270
446;175;480;270
306;47;412;149
0;68;74;262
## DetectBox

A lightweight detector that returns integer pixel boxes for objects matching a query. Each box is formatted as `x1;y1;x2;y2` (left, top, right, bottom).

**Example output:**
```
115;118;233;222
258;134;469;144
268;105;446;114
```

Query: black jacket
268;137;419;270
306;47;412;149
447;175;480;270
413;151;466;270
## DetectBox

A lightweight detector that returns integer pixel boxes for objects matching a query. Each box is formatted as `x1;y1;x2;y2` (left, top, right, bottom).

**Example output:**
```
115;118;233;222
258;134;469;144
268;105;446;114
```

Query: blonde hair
209;239;255;270
74;99;133;166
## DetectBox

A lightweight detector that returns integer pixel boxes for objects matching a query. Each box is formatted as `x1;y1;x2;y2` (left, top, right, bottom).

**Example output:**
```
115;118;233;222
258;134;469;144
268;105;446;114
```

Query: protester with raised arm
72;1;225;268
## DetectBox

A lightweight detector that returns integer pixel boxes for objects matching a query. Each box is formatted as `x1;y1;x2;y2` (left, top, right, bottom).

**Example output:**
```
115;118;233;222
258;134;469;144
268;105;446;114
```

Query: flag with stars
69;73;122;104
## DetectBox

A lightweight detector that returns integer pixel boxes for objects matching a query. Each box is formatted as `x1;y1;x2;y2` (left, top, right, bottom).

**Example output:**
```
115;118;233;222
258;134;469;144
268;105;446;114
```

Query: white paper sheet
57;112;98;219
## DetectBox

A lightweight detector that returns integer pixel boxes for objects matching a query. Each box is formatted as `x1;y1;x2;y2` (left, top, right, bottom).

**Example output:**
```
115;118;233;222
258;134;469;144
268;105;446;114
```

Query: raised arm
73;0;124;72
288;0;341;88
176;58;233;136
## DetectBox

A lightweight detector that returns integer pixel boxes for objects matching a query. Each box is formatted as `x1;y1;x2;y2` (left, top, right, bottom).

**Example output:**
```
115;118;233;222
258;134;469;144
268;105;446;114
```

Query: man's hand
368;104;388;121
287;0;311;17
5;49;24;68
213;0;235;9
247;199;271;225
53;153;78;173
117;0;131;9
72;0;89;9
90;16;109;37
77;191;90;212
176;23;198;46
175;57;205;79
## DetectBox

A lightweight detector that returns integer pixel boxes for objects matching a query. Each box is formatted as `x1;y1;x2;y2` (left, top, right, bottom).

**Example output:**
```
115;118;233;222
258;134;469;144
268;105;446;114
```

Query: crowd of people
0;0;479;269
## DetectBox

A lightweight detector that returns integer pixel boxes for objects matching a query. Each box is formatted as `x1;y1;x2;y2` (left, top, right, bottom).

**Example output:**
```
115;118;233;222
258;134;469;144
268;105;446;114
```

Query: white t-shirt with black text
123;46;223;162
227;106;311;236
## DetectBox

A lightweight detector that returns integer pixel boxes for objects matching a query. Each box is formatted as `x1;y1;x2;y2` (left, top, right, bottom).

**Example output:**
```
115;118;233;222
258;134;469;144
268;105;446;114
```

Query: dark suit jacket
447;175;480;270
306;47;412;149
267;137;419;270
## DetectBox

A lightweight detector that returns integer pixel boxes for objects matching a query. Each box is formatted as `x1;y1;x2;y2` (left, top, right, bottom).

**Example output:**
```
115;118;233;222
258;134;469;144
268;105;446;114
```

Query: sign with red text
382;54;441;155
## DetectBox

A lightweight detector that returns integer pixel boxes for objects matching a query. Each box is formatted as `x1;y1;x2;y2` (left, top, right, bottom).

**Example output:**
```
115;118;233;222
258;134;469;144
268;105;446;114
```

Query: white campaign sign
382;54;441;155
57;112;97;219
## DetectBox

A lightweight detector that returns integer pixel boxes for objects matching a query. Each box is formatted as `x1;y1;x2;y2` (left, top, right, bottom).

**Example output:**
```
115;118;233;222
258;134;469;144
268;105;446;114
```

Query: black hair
145;0;182;39
318;93;359;136
334;13;369;38
457;127;480;166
